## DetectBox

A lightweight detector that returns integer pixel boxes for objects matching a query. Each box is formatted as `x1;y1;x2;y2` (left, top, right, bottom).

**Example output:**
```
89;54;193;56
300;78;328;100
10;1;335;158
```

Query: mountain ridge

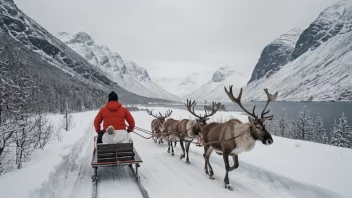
243;0;352;101
56;31;180;102
0;0;171;104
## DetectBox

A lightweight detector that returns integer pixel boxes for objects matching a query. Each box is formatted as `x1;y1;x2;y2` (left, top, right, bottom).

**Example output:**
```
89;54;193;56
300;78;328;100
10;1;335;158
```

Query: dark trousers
97;130;104;144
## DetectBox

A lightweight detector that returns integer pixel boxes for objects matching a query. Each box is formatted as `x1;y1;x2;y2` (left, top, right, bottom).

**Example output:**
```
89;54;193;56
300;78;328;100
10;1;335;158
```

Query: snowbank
137;107;352;197
0;111;98;198
0;107;350;198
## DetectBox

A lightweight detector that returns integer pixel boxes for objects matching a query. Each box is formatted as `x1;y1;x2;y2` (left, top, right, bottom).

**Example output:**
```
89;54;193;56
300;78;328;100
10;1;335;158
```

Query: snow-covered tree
291;105;314;141
60;99;76;131
330;113;352;148
312;114;328;143
277;106;289;137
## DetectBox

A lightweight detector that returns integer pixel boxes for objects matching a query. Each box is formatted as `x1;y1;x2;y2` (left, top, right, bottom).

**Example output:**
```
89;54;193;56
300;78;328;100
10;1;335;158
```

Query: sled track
30;122;345;198
92;165;149;198
31;123;149;198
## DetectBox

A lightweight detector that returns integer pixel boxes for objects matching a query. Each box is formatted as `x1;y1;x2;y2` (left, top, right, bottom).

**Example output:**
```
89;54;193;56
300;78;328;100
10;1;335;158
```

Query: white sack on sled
102;126;132;144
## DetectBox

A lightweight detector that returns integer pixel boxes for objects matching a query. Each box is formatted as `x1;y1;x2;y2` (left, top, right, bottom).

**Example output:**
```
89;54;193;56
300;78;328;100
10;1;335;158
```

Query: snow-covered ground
0;108;351;198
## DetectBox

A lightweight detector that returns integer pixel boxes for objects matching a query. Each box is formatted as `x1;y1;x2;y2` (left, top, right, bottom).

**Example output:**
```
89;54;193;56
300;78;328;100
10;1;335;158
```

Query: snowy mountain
155;72;213;98
0;0;170;104
244;0;352;101
176;72;214;98
56;32;179;102
247;27;306;84
155;77;182;94
292;0;352;60
186;66;249;102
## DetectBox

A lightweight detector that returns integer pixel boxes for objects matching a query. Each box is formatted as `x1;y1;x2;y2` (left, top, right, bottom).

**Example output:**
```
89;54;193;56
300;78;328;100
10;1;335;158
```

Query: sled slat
91;142;143;167
97;143;133;150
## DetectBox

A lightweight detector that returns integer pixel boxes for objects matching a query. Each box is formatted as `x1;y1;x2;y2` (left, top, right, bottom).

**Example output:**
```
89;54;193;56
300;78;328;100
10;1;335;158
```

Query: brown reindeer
146;109;173;144
164;118;182;155
177;100;221;164
202;86;278;190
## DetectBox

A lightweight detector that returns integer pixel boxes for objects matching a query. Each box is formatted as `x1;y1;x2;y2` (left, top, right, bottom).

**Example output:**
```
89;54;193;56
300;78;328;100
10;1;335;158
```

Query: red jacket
94;101;135;133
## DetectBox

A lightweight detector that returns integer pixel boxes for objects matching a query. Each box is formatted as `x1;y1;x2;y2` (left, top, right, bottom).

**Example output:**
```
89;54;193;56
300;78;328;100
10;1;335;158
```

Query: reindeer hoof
224;184;233;191
209;175;215;180
167;150;170;153
171;153;174;156
186;160;190;164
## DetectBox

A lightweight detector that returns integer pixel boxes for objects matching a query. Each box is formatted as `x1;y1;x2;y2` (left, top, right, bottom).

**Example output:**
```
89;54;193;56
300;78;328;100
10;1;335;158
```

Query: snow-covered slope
176;72;214;98
0;108;350;198
155;77;183;95
247;27;306;84
244;0;352;101
186;66;249;102
292;0;352;60
156;72;213;99
56;32;179;102
0;0;172;104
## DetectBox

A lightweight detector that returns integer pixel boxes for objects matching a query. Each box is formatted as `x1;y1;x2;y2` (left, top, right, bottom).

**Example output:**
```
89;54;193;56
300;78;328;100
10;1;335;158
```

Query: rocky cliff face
56;32;179;101
248;27;305;84
0;0;171;104
245;0;352;102
291;0;352;60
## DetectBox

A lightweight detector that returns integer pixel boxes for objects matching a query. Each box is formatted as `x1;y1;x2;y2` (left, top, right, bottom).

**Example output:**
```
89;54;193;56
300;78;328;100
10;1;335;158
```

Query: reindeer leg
167;140;170;153
208;156;214;176
171;139;174;156
185;141;191;164
204;146;215;179
229;154;239;171
223;152;233;191
179;138;185;159
203;146;209;175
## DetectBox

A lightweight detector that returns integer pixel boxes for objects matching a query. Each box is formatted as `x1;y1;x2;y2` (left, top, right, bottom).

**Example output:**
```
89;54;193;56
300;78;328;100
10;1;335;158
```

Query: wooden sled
90;136;147;198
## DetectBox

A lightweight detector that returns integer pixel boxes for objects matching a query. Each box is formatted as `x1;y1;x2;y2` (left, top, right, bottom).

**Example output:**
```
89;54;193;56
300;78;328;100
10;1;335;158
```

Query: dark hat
108;91;118;101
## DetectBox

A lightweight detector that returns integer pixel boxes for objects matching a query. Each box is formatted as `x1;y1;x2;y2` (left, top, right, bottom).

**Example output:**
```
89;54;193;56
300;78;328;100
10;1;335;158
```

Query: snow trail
29;110;344;198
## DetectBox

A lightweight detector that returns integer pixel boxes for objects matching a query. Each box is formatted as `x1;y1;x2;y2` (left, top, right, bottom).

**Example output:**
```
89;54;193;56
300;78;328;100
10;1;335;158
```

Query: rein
133;122;248;145
132;122;197;142
202;127;249;146
132;131;155;139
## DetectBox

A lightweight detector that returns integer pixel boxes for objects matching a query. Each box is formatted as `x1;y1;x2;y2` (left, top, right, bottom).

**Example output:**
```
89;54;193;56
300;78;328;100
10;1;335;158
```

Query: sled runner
91;136;148;198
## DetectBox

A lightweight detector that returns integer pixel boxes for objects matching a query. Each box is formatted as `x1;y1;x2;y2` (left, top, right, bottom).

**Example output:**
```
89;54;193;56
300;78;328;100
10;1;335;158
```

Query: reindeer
164;118;182;156
177;100;221;164
146;109;173;144
202;86;278;190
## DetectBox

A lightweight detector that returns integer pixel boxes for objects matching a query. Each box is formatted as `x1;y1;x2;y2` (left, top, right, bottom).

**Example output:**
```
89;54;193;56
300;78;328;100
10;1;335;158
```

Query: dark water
144;101;352;131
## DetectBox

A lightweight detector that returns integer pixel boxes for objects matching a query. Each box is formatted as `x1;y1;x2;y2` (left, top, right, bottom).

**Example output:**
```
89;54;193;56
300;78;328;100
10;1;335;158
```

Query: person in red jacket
94;91;135;144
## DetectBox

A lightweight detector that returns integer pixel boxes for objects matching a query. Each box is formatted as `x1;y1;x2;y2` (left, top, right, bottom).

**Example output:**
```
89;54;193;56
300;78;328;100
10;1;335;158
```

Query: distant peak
212;66;242;82
74;32;93;42
56;31;94;44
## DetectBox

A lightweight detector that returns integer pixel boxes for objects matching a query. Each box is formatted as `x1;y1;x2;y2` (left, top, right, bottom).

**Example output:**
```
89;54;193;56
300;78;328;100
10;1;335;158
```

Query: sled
90;136;148;198
91;136;143;167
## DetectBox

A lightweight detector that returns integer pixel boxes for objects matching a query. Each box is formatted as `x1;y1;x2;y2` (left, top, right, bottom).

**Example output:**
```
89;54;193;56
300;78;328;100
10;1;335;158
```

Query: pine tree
313;114;327;143
322;129;330;145
292;105;314;141
330;113;352;148
278;106;289;137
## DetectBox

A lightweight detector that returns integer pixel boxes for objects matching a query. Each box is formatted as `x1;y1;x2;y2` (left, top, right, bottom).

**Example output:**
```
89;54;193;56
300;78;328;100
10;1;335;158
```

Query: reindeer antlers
185;99;221;120
260;88;278;120
224;86;257;118
224;86;278;121
146;109;173;119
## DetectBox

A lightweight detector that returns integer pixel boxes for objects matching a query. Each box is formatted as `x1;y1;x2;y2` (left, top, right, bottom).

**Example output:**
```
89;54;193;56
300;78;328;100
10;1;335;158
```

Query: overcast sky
14;0;339;80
